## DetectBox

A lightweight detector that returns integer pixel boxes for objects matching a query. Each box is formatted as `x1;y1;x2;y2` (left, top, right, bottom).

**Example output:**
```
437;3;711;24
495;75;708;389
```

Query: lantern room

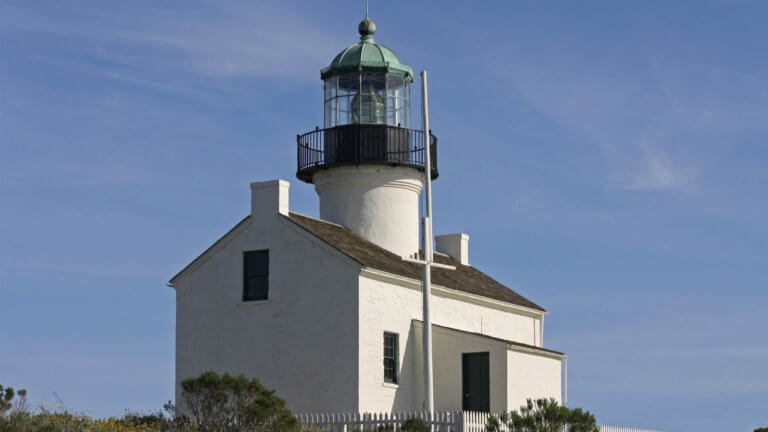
321;19;412;128
296;18;437;184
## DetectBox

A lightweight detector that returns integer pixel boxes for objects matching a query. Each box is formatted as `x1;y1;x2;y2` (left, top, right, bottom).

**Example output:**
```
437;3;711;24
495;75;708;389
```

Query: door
462;352;490;412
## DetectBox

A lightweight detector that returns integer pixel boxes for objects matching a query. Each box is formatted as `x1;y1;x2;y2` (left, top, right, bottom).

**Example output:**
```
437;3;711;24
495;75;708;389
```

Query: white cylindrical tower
296;18;438;257
314;165;423;257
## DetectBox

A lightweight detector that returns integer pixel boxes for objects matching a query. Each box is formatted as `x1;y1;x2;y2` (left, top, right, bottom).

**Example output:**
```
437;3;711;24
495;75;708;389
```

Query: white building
170;17;564;414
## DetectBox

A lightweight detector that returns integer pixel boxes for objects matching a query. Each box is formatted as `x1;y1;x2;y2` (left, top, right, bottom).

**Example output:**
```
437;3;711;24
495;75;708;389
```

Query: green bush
487;398;599;432
174;370;300;432
401;418;429;432
0;385;26;415
754;427;768;432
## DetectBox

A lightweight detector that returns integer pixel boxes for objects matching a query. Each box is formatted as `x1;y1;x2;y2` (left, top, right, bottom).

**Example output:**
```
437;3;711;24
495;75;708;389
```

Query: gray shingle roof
286;212;545;312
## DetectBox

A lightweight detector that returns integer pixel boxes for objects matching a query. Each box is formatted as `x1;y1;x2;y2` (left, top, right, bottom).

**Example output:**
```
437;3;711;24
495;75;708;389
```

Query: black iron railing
296;124;438;183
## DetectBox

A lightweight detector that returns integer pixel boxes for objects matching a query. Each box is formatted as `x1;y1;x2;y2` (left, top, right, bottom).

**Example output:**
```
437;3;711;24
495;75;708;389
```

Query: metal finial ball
358;19;376;37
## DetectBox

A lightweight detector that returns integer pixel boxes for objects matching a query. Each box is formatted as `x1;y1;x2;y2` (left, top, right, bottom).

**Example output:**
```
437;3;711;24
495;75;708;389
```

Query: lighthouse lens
351;72;386;124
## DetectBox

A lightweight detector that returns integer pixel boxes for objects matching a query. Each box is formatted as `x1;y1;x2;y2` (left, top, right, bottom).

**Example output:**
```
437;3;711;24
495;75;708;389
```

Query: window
383;332;399;384
243;250;269;301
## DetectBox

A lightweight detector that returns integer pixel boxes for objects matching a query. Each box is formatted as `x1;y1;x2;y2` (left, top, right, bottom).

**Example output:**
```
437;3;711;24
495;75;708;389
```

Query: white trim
381;382;399;389
505;342;563;360
360;268;545;318
540;315;545;347
313;166;424;195
562;355;568;406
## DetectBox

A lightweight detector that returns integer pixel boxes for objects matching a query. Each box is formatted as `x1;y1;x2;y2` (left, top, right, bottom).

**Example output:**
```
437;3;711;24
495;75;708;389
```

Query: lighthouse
296;18;437;257
171;14;563;417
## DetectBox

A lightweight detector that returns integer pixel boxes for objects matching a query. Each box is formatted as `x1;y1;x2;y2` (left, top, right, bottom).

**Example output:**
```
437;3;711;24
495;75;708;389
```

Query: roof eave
320;65;414;81
361;267;546;315
413;320;565;358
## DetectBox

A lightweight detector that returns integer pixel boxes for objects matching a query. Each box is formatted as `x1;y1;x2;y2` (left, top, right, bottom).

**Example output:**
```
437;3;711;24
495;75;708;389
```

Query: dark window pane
243;250;269;301
244;276;268;301
245;250;268;276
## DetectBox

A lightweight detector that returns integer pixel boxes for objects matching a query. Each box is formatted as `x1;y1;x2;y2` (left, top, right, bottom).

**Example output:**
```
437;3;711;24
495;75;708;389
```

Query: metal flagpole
420;70;435;412
402;70;455;412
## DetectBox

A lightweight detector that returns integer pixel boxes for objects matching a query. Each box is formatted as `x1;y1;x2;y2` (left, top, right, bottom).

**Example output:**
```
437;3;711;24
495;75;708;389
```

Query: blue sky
1;1;766;431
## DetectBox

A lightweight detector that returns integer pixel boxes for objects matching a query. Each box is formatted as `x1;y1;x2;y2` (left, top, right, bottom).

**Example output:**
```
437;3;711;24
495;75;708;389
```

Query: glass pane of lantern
405;87;411;127
326;99;339;128
353;72;386;124
324;76;337;101
387;75;405;98
395;99;408;128
338;74;359;97
336;95;352;125
323;77;339;127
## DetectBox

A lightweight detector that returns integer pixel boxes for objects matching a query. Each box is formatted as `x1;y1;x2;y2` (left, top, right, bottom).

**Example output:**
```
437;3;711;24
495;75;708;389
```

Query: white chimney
435;233;469;266
250;179;290;219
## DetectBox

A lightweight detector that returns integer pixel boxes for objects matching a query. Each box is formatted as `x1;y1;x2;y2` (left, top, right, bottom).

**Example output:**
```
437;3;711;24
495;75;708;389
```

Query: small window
383;332;399;384
243;250;269;301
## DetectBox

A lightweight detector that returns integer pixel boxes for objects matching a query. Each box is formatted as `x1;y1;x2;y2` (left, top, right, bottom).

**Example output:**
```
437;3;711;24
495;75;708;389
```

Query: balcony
296;124;438;183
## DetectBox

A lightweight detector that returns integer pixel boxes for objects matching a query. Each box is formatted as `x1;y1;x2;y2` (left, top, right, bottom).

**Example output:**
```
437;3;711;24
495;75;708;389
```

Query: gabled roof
169;216;251;284
285;212;545;312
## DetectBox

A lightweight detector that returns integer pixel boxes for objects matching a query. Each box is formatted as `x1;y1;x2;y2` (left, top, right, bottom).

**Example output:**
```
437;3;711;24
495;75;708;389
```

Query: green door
462;352;490;412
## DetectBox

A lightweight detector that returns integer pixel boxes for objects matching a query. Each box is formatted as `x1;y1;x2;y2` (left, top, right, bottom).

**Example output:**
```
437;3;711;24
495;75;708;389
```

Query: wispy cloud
483;30;767;195
1;1;346;90
626;149;693;191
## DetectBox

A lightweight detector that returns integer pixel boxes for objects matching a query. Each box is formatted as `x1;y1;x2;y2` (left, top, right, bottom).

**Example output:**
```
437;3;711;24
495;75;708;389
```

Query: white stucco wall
174;200;361;412
416;323;509;412
313;165;423;257
506;349;562;411
357;272;545;412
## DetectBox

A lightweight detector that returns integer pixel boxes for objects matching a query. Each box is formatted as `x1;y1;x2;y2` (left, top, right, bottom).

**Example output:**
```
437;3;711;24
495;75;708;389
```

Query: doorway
462;352;490;412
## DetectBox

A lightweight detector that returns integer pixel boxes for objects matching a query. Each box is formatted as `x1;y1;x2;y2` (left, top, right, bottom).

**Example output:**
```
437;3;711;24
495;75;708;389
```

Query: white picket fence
295;411;661;432
599;427;661;432
296;411;464;431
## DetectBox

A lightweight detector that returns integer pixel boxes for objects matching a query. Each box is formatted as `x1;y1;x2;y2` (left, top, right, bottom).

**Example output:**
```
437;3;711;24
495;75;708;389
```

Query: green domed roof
321;19;414;82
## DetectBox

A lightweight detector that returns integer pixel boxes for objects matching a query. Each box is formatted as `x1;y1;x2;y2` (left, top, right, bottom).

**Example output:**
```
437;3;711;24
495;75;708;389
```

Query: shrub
487;398;599;432
174;370;300;432
401;417;430;432
0;385;26;415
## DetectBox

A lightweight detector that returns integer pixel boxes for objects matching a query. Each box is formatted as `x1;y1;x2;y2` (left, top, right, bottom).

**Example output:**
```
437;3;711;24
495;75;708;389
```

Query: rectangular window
243;250;269;301
383;332;399;384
